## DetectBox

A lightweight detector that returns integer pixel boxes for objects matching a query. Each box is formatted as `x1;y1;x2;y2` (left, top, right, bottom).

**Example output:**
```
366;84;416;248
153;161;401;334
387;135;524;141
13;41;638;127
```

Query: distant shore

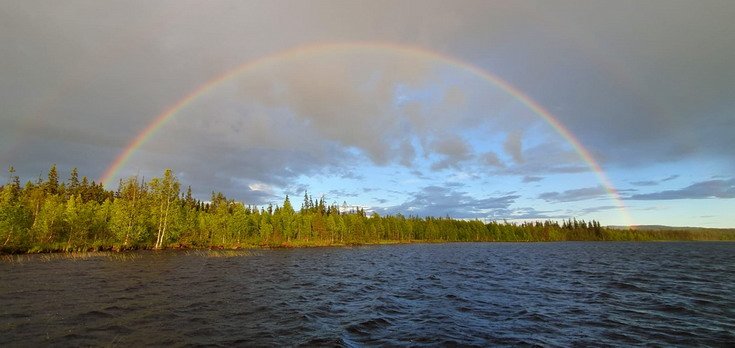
3;166;733;255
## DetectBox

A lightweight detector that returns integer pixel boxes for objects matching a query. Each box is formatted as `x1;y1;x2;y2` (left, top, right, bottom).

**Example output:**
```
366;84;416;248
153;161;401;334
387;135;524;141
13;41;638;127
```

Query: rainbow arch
100;41;633;226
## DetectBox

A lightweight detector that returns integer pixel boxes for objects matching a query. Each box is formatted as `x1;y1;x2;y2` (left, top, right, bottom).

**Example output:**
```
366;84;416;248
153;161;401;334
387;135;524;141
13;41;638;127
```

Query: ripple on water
0;242;733;346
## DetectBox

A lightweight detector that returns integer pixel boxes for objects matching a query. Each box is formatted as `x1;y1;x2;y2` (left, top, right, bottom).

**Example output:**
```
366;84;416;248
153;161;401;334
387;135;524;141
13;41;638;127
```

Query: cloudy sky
2;0;733;227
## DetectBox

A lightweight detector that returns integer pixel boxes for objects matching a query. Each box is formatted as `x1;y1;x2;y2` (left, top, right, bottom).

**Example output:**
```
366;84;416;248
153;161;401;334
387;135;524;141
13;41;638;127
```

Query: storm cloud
1;1;733;225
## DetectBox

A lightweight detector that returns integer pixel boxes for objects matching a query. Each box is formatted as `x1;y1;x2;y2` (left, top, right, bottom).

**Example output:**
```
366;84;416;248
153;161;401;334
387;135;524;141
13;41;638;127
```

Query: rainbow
100;41;633;226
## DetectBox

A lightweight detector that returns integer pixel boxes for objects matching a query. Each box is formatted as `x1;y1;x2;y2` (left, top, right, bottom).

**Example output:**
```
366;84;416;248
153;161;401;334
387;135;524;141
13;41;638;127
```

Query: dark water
1;242;734;347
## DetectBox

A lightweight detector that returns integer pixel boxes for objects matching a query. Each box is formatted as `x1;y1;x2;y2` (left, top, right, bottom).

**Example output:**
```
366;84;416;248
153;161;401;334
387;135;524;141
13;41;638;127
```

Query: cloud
2;0;734;225
410;170;426;178
443;85;466;107
628;178;735;200
522;176;544;183
429;135;472;170
578;205;619;214
630;180;658;187
630;174;680;187
480;151;504;168
5;2;735;174
398;139;416;166
662;175;680;182
378;185;519;219
539;185;608;202
503;131;524;164
282;183;310;198
490;141;589;176
327;189;359;198
499;207;560;221
444;181;465;188
226;179;280;205
519;2;735;168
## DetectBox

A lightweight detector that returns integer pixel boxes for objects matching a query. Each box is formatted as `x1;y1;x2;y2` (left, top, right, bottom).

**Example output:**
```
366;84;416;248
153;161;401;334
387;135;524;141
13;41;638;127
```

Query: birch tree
150;169;179;249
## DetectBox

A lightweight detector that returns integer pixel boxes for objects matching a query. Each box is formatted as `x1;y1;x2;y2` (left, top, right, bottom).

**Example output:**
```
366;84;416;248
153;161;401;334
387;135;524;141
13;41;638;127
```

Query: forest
1;165;733;253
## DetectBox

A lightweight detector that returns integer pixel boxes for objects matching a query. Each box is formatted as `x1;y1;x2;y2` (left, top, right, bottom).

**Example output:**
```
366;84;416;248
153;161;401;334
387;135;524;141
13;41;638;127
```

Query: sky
1;0;734;227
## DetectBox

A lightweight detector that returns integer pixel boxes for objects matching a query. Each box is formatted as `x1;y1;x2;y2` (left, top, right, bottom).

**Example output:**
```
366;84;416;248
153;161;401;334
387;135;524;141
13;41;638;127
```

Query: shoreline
2;238;733;257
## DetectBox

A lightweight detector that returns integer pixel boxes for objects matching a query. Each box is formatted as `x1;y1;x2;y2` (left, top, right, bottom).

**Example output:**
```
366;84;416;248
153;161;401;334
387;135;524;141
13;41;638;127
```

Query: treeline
1;165;733;253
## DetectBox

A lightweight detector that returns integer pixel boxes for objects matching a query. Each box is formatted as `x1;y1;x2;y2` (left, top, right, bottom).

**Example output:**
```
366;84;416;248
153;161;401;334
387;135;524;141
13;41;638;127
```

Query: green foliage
149;169;180;249
1;165;734;254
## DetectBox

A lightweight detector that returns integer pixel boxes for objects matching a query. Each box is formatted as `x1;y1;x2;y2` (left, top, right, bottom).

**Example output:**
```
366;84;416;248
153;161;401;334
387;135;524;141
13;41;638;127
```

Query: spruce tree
46;164;59;195
68;168;80;193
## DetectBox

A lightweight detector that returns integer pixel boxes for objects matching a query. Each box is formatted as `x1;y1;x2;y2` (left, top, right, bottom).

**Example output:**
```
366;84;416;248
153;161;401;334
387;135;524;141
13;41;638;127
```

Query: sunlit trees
228;203;248;245
64;194;96;250
205;191;232;246
177;186;200;246
259;212;273;242
150;169;180;249
32;196;65;247
0;167;31;249
1;164;734;253
110;176;148;248
68;168;80;193
91;199;112;246
279;195;295;242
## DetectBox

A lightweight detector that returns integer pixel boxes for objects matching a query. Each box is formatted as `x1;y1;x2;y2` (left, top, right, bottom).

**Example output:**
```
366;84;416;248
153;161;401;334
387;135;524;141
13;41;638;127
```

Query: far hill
608;225;734;231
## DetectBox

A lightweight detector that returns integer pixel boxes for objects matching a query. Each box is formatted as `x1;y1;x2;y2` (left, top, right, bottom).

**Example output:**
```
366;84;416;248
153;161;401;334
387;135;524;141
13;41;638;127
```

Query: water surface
1;242;734;346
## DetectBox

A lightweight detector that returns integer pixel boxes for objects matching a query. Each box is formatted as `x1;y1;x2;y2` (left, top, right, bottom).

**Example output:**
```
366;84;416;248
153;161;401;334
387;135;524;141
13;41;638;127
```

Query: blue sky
1;1;733;227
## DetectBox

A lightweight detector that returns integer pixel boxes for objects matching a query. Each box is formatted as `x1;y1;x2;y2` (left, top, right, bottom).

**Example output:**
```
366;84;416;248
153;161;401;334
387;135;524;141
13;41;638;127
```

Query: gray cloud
233;186;281;206
429;135;472;170
630;174;680;187
578;205;619;215
513;2;735;168
662;175;680;182
630;180;658;187
522;176;544;183
398;139;417;167
282;183;310;198
628;178;735;200
480;151;504;168
374;198;389;204
539;185;608;202
503;131;524;164
378;185;520;219
1;0;733;210
492;141;589;176
499;207;560;221
444;182;465;188
327;189;359;198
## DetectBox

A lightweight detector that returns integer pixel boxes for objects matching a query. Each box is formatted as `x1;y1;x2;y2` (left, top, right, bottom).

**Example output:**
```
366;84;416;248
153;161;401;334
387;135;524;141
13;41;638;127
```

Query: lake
1;242;734;346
